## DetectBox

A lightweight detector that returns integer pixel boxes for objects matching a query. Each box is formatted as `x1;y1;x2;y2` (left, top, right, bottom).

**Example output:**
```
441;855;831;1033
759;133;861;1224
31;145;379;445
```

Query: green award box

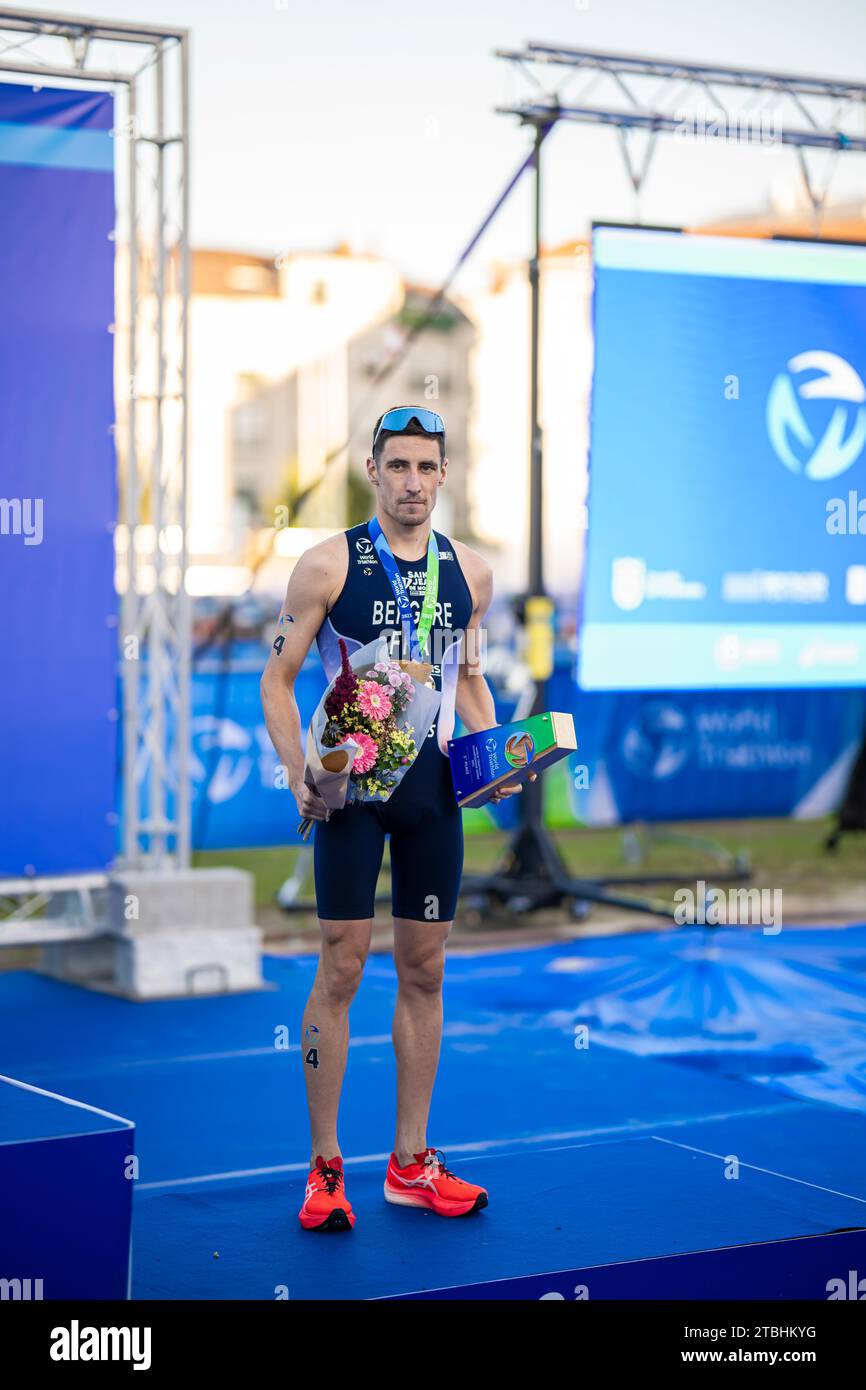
448;711;577;809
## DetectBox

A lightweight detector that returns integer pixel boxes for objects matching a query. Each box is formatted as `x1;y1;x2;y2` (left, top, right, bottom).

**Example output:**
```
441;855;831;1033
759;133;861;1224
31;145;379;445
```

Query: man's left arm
454;551;497;734
454;547;535;801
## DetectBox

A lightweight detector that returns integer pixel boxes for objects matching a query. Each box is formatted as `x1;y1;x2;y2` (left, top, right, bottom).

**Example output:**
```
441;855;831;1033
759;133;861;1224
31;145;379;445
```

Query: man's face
367;434;446;527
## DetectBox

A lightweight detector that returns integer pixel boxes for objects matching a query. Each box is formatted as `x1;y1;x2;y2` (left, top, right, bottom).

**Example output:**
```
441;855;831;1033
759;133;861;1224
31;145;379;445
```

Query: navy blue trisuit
312;520;474;923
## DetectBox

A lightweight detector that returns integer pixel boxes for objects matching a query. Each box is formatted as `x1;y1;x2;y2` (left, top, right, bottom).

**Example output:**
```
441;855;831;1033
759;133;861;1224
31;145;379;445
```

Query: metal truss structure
461;43;866;919
0;9;191;904
496;42;866;213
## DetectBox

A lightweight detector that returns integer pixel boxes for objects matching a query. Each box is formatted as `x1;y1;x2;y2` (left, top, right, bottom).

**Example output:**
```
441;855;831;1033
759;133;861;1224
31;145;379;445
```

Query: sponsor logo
483;735;501;774
611;556;705;610
621;702;691;779
767;350;866;481
611;556;646;611
621;702;813;776
846;565;866;604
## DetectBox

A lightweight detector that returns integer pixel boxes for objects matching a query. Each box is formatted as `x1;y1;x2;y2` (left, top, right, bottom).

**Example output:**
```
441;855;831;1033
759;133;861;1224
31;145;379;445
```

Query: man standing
261;406;532;1231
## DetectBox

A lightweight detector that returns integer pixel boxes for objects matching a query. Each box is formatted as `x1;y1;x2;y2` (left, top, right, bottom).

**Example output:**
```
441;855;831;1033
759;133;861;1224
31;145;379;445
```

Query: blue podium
0;1073;134;1299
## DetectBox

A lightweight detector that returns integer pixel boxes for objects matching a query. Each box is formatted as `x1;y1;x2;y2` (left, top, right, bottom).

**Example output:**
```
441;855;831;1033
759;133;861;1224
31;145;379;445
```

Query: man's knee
316;922;370;1006
394;934;448;994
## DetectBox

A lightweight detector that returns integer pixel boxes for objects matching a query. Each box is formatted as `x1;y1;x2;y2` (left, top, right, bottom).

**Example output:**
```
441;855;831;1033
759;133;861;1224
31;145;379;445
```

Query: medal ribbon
367;515;439;661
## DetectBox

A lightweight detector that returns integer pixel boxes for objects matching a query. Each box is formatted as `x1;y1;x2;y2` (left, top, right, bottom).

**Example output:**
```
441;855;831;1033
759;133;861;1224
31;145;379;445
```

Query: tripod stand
458;118;747;927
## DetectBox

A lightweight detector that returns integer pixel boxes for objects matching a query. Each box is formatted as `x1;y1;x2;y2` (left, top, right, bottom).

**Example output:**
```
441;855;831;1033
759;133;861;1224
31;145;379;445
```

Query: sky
17;0;866;292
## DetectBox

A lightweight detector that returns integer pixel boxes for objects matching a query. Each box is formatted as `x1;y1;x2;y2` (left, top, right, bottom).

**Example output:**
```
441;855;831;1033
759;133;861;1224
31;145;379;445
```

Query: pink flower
357;680;393;721
344;730;378;774
387;670;403;688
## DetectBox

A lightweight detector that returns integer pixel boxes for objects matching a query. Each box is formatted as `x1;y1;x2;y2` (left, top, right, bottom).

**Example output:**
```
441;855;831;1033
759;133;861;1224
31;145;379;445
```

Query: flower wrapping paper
300;638;443;830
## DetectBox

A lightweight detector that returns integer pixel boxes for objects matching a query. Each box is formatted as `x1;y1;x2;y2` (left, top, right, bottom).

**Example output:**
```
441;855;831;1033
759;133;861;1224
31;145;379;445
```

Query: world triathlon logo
620;702;690;780
766;350;866;481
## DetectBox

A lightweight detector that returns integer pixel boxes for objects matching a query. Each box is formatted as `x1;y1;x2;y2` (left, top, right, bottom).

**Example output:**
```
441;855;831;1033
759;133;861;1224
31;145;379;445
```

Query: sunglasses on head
372;407;445;451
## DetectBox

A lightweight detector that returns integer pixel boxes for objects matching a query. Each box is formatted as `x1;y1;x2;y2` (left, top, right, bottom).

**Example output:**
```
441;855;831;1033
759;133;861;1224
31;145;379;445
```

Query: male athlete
261;406;533;1231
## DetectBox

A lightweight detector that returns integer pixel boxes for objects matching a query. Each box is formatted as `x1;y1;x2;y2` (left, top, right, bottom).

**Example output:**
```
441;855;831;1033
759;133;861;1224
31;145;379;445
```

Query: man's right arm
260;536;345;822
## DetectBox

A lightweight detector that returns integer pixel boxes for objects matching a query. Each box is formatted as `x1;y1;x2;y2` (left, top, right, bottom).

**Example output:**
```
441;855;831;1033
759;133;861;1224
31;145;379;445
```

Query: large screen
579;225;866;690
0;82;117;874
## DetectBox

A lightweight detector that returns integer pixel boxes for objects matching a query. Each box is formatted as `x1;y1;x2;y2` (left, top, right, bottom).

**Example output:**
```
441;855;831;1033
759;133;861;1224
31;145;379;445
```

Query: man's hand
490;770;537;804
260;535;346;823
292;776;330;823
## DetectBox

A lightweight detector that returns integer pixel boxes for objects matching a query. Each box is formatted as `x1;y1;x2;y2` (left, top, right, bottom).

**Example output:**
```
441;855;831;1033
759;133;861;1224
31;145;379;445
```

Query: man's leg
391;917;451;1166
384;813;487;1215
302;917;372;1166
308;803;386;1167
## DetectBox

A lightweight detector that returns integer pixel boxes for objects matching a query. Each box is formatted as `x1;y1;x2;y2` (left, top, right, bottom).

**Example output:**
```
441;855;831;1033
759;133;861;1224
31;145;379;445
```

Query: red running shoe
384;1148;488;1217
299;1155;355;1232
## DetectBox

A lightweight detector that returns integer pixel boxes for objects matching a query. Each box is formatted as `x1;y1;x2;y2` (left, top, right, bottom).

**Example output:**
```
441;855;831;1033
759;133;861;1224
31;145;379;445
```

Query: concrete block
113;925;263;1000
108;867;253;935
43;869;263;999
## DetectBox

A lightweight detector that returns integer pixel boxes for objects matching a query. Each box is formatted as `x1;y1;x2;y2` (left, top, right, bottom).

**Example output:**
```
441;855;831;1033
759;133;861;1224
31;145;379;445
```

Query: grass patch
193;815;865;914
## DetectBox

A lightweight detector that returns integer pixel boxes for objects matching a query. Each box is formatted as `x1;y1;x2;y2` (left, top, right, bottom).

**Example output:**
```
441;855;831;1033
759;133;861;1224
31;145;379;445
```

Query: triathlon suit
313;520;474;922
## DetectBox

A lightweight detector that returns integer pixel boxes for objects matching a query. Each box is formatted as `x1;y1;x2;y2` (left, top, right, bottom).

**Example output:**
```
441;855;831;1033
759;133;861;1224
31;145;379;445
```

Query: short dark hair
371;407;446;465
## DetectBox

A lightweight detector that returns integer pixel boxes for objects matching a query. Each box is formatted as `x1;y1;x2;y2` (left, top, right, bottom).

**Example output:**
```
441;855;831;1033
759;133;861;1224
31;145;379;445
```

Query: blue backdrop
164;648;866;850
0;83;117;876
582;226;866;689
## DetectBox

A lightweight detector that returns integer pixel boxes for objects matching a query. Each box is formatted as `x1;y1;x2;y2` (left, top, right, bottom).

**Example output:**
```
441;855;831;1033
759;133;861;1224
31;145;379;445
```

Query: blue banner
155;649;866;849
0;83;117;876
552;678;866;829
582;226;866;689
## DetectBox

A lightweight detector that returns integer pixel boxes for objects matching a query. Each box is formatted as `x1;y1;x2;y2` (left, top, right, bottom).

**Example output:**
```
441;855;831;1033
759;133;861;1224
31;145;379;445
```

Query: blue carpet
3;923;865;1297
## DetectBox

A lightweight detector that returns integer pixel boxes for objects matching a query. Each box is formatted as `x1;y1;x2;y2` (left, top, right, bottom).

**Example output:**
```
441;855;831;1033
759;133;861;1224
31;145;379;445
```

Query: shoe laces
317;1162;344;1196
423;1148;461;1182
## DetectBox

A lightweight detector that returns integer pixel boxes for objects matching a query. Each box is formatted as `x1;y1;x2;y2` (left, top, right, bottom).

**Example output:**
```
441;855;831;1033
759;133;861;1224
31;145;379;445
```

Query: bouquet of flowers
297;636;442;839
